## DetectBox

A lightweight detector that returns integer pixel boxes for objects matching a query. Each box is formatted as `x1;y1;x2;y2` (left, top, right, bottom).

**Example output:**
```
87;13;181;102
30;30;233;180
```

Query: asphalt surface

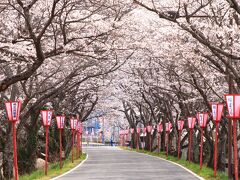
56;146;201;180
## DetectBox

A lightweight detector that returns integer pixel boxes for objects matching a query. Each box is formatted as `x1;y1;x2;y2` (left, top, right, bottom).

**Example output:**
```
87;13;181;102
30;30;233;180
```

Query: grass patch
120;147;228;180
20;151;86;180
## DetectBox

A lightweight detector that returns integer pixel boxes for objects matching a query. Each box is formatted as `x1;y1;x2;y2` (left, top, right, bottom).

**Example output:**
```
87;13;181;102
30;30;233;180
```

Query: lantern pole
78;133;80;158
228;119;232;179
137;133;139;151
135;132;137;150
158;132;160;154
166;131;169;158
12;121;18;180
143;132;145;150
80;133;82;156
149;133;152;152
200;127;203;169
120;135;122;146
131;133;133;150
72;129;75;163
178;130;181;160
125;133;127;147
76;132;79;159
214;122;219;177
45;126;49;175
122;135;124;147
59;129;62;169
233;119;238;180
188;129;192;163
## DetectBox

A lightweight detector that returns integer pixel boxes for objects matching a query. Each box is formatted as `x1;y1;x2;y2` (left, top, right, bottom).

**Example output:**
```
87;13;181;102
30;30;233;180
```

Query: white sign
166;123;169;131
47;111;52;125
12;102;18;120
177;121;181;130
199;114;204;126
212;104;217;121
226;96;234;117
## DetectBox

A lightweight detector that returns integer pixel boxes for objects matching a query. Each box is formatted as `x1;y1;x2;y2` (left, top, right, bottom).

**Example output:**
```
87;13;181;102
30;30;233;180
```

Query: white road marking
50;153;88;180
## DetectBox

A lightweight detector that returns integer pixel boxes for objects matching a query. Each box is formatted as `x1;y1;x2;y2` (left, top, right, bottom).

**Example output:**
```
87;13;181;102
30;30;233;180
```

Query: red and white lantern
197;112;208;128
157;123;163;154
56;115;65;169
130;128;134;134
41;110;53;126
146;125;153;151
157;123;163;133
137;128;141;134
142;127;147;134
125;129;129;135
70;118;78;130
40;109;53;175
77;122;83;134
225;94;240;118
120;130;124;135
146;125;153;134
225;94;240;180
56;116;65;129
211;103;224;122
165;122;172;157
5;100;22;180
165;122;172;132
177;120;184;160
187;117;196;129
187;117;196;163
76;121;83;159
197;112;208;169
177;120;184;131
70;117;78;163
5;101;22;122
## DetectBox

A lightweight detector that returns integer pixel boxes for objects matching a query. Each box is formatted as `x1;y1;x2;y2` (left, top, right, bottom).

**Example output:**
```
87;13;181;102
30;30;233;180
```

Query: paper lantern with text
157;123;163;133
225;94;240;118
77;122;83;134
56;116;65;129
147;125;153;133
137;128;140;134
41;110;53;126
142;127;147;134
224;94;240;179
188;117;196;129
5;101;22;122
197;112;208;128
177;120;184;131
130;128;134;134
166;122;172;132
70;118;78;130
211;103;224;122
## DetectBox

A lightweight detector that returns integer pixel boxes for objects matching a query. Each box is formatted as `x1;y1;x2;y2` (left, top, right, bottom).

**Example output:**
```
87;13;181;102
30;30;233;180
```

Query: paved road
57;146;201;180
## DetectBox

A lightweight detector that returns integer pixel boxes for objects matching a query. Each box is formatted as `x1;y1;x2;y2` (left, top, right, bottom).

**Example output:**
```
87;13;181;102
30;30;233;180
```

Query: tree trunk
3;124;13;179
18;111;39;174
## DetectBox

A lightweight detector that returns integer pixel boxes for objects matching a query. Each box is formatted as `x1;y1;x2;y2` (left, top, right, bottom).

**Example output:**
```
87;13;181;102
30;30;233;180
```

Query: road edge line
119;148;204;180
50;153;88;180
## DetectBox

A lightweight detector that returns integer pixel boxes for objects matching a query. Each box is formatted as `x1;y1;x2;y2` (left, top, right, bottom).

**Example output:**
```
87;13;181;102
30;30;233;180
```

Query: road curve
56;146;201;180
